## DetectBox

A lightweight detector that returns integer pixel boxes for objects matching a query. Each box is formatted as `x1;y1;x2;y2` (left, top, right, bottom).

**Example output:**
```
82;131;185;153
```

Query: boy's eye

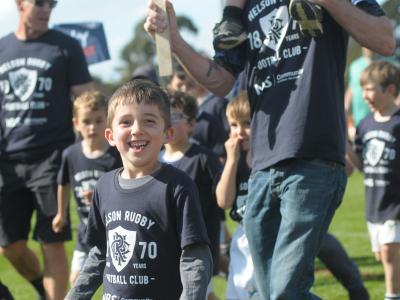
119;120;131;126
144;119;156;124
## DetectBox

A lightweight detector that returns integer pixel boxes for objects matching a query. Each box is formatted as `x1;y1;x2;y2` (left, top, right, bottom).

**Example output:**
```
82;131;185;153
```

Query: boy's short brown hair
168;91;198;121
360;60;400;97
107;79;171;129
226;91;251;122
73;91;108;117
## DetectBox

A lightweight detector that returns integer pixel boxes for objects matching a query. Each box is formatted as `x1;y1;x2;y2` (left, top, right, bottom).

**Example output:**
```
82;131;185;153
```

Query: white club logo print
365;139;385;167
9;68;37;101
259;6;290;53
108;226;136;272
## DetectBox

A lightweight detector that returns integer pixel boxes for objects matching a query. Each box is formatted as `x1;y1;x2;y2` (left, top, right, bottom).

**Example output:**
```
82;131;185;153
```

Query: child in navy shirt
347;61;400;300
52;91;122;284
160;91;222;300
79;79;212;300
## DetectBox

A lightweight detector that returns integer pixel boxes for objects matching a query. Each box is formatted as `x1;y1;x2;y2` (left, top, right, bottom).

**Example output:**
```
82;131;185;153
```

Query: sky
0;0;224;82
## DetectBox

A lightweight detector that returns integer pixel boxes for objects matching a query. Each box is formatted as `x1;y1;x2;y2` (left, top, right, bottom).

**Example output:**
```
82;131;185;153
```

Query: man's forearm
314;0;395;56
172;35;236;97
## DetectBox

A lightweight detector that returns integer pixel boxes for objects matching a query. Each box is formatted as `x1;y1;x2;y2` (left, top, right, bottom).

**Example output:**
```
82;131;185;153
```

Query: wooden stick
154;0;173;77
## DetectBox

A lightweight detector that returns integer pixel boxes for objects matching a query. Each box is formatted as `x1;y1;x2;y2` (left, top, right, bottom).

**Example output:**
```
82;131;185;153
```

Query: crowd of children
0;0;399;299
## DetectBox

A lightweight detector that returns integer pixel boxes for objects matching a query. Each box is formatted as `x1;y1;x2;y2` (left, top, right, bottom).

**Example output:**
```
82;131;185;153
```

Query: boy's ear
72;117;79;131
163;127;174;144
385;84;397;97
105;128;116;146
187;119;196;133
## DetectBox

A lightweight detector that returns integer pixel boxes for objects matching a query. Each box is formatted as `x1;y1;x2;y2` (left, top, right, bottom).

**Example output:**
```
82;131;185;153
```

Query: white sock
385;293;400;300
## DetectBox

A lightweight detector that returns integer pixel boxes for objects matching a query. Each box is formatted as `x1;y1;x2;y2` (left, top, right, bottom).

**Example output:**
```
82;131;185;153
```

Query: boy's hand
82;190;93;206
52;213;66;233
224;136;241;163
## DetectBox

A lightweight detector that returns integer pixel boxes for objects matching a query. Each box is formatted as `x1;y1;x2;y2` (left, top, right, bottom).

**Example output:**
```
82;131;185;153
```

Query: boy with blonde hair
216;92;261;300
79;79;212;299
347;60;400;300
52;91;121;285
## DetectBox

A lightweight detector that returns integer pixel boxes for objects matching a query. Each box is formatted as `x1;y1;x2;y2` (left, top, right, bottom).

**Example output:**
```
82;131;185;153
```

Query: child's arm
52;184;70;233
180;243;213;300
216;137;241;209
345;140;363;171
65;246;105;300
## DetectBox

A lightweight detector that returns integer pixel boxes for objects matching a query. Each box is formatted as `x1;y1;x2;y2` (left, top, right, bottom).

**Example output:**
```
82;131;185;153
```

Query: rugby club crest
9;68;37;102
259;5;290;53
365;138;385;167
108;226;136;272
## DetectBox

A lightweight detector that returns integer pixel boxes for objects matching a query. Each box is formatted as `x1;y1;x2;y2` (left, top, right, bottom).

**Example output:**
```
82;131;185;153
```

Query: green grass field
0;172;385;299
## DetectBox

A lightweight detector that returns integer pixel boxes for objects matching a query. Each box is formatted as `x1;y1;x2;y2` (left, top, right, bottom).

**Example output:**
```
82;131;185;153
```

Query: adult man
145;0;395;299
0;0;93;299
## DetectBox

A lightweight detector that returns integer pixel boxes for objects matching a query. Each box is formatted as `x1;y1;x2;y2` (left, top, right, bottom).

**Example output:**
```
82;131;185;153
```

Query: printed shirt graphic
228;0;383;172
108;226;136;273
85;165;209;299
57;143;122;251
355;110;400;222
230;152;251;223
0;30;91;159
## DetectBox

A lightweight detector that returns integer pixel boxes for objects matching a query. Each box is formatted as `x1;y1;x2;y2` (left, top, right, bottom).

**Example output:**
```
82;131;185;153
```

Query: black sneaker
213;18;247;50
289;0;324;38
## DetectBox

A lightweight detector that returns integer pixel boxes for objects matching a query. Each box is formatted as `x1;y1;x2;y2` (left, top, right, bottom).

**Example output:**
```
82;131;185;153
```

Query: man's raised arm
144;0;236;97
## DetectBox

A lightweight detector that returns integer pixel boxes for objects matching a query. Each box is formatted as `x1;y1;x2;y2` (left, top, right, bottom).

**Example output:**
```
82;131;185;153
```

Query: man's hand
144;0;180;51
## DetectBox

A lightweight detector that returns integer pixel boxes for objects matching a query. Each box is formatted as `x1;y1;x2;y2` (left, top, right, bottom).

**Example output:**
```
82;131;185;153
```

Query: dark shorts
0;149;71;246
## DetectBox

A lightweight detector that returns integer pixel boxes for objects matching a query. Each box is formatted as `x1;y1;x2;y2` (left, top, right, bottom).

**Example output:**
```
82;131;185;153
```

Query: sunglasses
25;0;58;8
170;112;190;123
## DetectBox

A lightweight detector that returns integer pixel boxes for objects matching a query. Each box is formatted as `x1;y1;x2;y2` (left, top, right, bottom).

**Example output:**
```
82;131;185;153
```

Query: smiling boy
83;79;212;300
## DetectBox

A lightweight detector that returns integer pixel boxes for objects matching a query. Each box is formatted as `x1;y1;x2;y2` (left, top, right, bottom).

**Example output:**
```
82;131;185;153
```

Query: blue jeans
244;158;347;300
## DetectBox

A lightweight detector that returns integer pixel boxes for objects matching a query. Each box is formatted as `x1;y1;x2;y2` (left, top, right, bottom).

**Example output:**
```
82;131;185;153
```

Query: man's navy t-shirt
85;165;209;299
216;0;384;172
0;30;91;160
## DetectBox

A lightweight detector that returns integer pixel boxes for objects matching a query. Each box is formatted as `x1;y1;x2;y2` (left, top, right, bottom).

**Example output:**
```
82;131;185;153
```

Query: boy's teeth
129;141;147;149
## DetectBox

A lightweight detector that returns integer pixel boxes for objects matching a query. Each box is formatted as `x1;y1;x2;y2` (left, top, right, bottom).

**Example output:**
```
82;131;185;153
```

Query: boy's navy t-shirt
230;152;251;223
57;142;122;251
85;164;209;299
0;30;91;160
355;110;400;223
215;0;384;172
162;144;222;274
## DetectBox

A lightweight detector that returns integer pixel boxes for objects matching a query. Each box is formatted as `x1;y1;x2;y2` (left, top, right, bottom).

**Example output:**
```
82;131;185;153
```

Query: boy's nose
131;121;142;134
